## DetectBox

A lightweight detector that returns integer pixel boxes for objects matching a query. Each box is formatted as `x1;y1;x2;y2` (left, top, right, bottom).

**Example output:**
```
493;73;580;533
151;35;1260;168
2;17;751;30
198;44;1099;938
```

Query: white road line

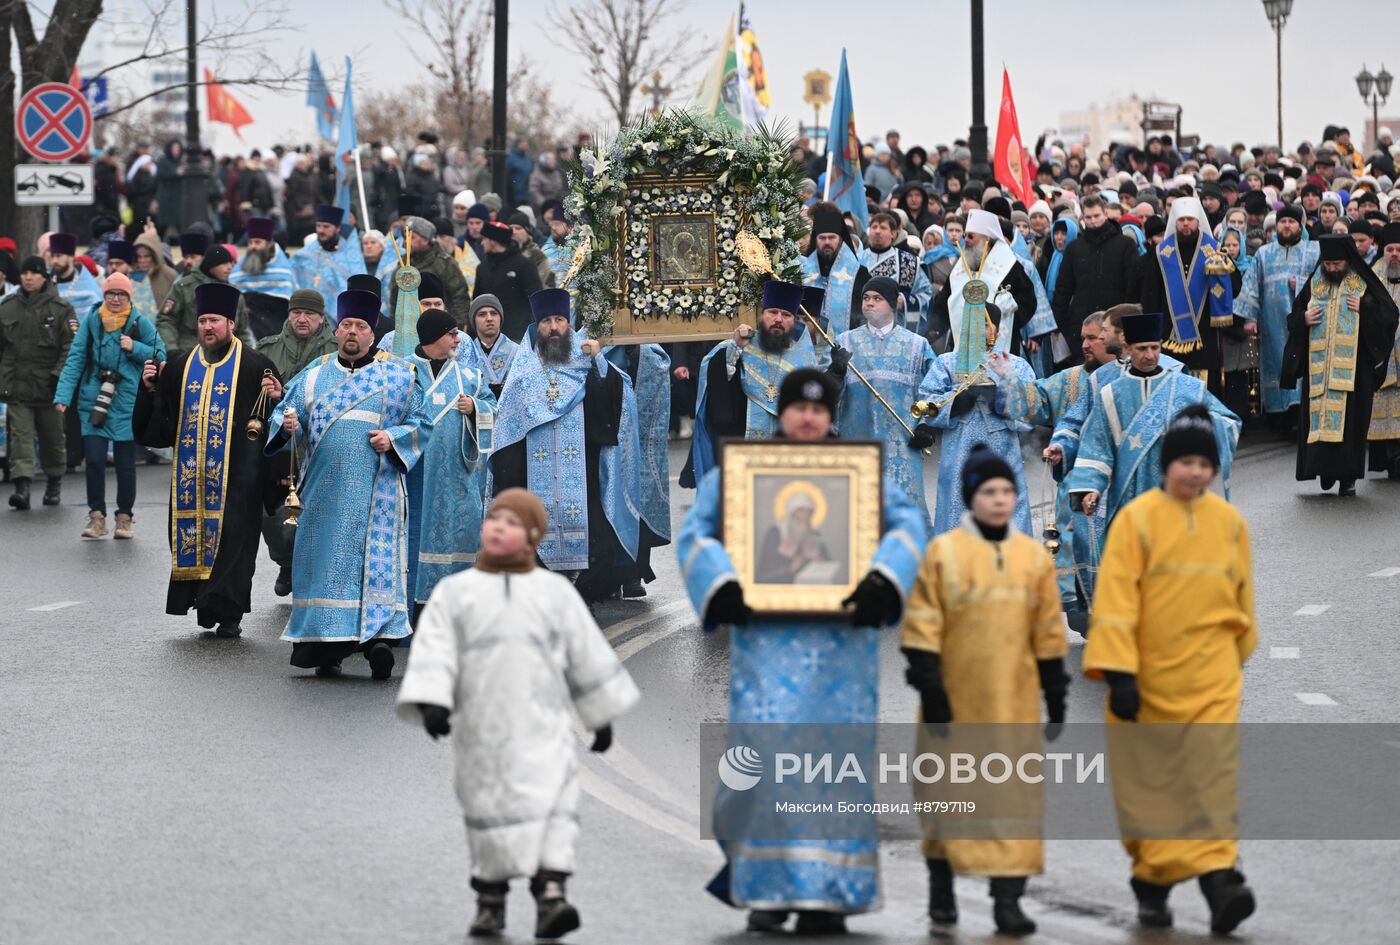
27;601;84;612
577;766;707;851
604;599;692;643
1369;567;1400;578
1293;604;1330;616
1295;692;1338;706
1270;646;1300;659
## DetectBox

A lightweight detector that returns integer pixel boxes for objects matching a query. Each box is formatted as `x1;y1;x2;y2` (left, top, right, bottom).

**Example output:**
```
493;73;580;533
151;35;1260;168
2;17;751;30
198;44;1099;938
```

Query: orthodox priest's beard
1277;231;1302;247
240;245;274;276
758;323;794;353
318;236;339;253
816;244;837;273
1387;260;1400;283
964;244;986;269
1323;266;1347;285
537;331;573;365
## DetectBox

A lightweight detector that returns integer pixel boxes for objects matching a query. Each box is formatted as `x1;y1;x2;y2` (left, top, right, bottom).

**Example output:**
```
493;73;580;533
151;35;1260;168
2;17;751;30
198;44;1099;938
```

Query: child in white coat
398;488;640;940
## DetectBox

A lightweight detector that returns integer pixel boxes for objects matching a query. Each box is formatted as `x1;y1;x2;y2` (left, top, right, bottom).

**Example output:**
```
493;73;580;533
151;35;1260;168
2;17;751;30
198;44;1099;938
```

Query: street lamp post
1355;64;1393;150
491;0;509;199
179;0;209;230
1261;0;1292;147
968;0;989;179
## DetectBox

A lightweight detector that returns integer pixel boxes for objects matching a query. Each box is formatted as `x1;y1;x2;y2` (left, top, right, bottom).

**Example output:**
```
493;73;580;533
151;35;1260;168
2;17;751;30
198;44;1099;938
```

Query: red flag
993;68;1034;205
69;64;82;89
204;68;254;141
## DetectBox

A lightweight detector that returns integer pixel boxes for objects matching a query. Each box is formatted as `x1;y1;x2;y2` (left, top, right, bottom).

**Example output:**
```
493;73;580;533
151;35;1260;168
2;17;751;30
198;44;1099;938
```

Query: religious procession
6;3;1400;943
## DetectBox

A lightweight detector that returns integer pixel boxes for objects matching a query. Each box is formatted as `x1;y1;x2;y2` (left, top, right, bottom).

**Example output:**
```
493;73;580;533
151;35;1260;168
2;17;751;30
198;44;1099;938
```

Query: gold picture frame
607;171;750;345
719;439;884;617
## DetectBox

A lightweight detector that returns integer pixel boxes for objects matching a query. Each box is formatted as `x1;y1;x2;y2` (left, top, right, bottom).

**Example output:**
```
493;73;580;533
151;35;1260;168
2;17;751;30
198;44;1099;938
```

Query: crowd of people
3;116;1399;941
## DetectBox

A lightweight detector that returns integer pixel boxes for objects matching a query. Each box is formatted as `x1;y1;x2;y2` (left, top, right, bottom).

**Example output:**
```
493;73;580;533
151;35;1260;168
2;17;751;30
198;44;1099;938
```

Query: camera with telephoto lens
89;369;120;428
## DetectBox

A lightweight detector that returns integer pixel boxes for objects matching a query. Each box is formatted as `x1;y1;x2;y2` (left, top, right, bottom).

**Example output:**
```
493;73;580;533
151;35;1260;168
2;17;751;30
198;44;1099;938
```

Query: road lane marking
578;766;707;850
1270;646;1300;659
1369;567;1400;578
603;599;692;644
27;600;84;612
1295;692;1337;706
1293;604;1330;616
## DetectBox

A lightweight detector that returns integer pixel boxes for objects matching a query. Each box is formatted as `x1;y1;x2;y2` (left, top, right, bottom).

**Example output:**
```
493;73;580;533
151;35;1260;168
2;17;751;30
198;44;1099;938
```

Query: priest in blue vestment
1038;307;1182;604
398;307;496;621
489;288;641;603
266;289;427;679
918;300;1035;537
676;368;926;935
681;280;820;487
800;202;870;336
1138;197;1236;397
230;217;298;340
1066;311;1239;542
603;341;671;598
994;309;1120;622
833;277;938;528
289;205;366;311
1233;205;1317;423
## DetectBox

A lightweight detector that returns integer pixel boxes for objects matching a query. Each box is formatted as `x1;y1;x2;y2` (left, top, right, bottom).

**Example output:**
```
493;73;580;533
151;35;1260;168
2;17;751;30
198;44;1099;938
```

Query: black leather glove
705;581;752;628
841;570;901;627
1104;671;1140;722
1038;658;1068;741
950;388;978;416
902;648;952;729
907;422;936;451
828;345;852;378
418;703;451;739
591;724;613;753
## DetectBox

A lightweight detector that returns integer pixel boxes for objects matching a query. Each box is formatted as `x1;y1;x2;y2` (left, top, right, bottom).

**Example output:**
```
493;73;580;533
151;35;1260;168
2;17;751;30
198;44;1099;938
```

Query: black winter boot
469;879;508;937
1199;868;1255;934
42;476;61;505
745;910;789;932
926;857;957;924
9;478;30;510
1131;877;1173;928
530;869;580;940
989;877;1036;937
793;911;846;934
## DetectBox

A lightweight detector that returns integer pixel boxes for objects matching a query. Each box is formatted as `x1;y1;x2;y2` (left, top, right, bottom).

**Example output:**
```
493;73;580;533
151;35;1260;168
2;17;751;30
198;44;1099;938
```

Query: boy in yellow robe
1083;404;1257;934
900;445;1068;937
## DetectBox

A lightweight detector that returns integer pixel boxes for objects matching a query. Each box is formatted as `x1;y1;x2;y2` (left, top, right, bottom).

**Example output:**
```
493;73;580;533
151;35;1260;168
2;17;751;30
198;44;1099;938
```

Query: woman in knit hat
53;271;167;539
397;488;639;941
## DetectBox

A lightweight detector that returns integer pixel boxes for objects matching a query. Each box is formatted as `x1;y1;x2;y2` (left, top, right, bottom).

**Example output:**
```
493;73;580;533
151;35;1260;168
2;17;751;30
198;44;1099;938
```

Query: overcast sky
123;0;1400;156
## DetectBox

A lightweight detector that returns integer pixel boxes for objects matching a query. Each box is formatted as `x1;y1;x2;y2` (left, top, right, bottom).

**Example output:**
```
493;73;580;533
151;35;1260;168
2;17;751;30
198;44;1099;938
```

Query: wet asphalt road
3;429;1399;945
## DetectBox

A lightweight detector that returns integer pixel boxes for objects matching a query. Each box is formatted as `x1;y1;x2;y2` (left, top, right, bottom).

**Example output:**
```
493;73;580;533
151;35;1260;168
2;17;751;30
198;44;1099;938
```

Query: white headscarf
965;208;1003;242
1166;196;1211;235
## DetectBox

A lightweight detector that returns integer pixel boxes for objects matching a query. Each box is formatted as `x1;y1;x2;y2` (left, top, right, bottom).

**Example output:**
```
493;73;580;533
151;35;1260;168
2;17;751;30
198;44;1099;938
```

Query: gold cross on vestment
545;374;561;410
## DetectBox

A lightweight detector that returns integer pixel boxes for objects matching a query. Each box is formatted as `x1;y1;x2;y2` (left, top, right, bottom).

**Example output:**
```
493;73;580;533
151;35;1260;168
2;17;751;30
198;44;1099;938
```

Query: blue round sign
16;83;93;162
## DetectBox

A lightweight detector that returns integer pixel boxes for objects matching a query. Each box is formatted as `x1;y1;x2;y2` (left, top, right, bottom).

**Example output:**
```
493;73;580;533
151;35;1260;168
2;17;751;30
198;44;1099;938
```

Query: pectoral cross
545;373;561;411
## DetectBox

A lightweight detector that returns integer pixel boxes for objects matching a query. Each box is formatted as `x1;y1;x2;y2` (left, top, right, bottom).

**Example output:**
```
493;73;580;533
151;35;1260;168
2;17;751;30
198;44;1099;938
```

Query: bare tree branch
385;0;494;148
544;0;704;129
